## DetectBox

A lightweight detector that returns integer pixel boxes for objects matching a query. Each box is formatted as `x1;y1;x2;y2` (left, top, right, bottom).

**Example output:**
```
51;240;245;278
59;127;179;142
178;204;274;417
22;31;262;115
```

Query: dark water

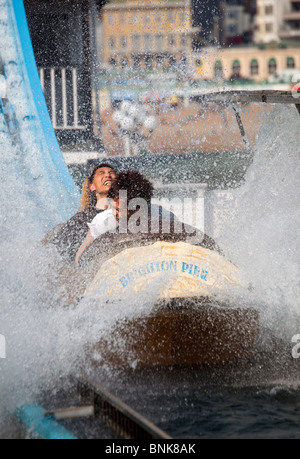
87;340;300;440
94;348;300;439
35;330;299;440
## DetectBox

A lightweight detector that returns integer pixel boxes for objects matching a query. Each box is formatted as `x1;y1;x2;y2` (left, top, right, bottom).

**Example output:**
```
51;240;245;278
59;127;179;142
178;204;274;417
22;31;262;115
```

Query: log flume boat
83;237;259;367
47;197;259;367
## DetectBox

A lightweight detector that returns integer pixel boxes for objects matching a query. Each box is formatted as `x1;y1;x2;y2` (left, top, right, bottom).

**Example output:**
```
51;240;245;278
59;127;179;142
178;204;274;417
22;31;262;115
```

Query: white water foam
216;104;300;339
0;232;169;433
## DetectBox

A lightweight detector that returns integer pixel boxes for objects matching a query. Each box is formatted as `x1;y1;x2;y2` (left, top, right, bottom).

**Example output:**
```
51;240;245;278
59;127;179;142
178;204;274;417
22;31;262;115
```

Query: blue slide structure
0;0;79;236
16;405;77;440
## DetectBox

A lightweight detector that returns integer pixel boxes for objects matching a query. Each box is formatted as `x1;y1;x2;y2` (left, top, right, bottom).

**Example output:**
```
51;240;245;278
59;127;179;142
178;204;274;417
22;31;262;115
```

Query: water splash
1;104;300;436
217;104;300;339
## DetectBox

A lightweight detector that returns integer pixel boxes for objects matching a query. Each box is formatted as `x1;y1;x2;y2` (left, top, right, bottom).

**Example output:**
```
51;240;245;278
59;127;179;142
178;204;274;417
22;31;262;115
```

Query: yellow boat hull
85;241;259;367
86;241;244;301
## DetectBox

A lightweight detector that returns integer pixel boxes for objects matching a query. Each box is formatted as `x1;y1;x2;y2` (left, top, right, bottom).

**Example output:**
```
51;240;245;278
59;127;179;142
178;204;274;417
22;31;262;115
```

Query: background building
191;0;223;46
254;0;285;43
225;3;252;45
254;0;300;44
192;0;257;47
279;0;300;42
23;0;300;149
100;0;199;70
193;45;300;81
24;0;101;147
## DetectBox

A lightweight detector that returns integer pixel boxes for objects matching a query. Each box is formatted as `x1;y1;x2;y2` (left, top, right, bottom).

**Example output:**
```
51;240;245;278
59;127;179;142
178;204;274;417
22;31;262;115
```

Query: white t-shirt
88;209;118;239
88;204;178;240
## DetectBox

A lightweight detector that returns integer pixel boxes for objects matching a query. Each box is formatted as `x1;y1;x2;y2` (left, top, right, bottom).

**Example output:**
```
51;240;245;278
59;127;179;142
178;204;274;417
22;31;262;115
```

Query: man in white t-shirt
75;170;156;264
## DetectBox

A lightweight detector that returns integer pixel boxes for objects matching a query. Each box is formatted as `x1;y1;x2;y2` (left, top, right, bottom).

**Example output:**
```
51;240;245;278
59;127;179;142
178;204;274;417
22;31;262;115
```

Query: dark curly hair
108;170;154;204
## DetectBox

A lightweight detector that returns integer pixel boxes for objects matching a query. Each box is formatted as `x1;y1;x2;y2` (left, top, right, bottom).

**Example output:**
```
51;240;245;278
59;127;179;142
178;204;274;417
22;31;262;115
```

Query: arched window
214;60;223;78
145;55;153;69
169;56;177;68
250;59;259;76
109;37;115;49
232;60;241;74
133;55;141;68
268;58;277;75
110;57;116;67
287;57;295;69
121;58;128;68
179;56;187;70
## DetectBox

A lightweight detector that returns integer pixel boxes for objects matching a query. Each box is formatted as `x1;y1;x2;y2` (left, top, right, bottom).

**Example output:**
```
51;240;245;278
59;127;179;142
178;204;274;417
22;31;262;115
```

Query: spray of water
217;104;300;339
1;104;300;436
0;226;175;433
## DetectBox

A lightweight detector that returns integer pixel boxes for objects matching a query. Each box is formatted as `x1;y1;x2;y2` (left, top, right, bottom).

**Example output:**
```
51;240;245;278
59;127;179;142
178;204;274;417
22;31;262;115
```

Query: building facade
254;0;284;43
279;0;300;41
254;0;300;44
193;45;300;81
225;3;252;45
101;0;199;70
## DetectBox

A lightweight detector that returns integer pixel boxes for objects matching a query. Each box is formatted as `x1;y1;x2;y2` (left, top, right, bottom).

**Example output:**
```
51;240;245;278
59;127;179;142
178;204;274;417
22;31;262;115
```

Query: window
109;37;115;49
214;60;223;78
168;11;175;23
169;34;175;47
132;34;140;51
268;58;277;75
121;37;127;49
250;59;259;76
121;58;128;68
144;34;153;52
265;5;273;15
145;55;153;69
228;11;237;19
232;60;241;74
228;25;237;35
287;57;295;69
133;55;141;68
156;34;164;50
266;22;273;33
169;56;177;68
181;35;187;48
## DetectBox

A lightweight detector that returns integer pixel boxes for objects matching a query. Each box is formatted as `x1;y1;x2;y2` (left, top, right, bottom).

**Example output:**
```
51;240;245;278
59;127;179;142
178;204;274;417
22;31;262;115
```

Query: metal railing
78;378;172;440
39;67;86;131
